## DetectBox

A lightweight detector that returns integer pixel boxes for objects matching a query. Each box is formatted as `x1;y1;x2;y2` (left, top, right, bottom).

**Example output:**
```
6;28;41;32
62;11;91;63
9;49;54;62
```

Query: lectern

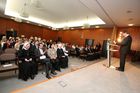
106;41;118;68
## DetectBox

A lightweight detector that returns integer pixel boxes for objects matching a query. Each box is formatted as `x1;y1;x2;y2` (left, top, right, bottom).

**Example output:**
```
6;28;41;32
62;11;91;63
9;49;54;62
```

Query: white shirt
39;48;46;59
39;48;44;55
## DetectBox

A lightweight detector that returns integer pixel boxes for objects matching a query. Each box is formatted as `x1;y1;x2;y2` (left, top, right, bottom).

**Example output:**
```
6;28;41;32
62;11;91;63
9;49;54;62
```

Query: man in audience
35;43;57;79
57;43;68;68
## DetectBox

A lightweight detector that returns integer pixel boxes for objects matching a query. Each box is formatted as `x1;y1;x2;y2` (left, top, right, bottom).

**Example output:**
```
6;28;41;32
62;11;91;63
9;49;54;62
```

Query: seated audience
75;45;80;57
94;42;101;52
18;41;36;81
57;43;68;68
48;44;61;71
84;45;94;54
35;43;57;79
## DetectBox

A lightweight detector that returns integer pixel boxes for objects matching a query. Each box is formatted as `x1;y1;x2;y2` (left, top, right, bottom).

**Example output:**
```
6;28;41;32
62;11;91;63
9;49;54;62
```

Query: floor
0;57;140;93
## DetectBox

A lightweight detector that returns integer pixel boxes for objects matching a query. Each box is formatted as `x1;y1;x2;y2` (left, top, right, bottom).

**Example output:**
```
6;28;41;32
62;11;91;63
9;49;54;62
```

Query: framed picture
85;39;94;46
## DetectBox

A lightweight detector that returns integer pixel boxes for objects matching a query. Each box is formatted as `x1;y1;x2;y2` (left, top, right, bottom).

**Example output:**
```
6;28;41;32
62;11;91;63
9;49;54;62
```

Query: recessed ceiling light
128;24;134;26
81;26;85;29
11;17;14;19
38;24;42;26
26;21;30;23
95;26;100;28
128;18;133;21
71;28;74;30
126;10;132;13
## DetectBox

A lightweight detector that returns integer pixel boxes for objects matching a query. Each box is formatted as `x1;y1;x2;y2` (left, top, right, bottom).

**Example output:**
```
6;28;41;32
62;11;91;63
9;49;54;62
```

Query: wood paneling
0;17;55;40
42;29;58;41
1;17;140;52
58;28;113;46
0;18;19;34
18;23;43;38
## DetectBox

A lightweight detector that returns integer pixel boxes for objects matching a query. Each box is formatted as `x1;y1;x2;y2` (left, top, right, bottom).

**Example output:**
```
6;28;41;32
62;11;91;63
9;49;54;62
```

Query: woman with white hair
57;43;68;68
18;41;36;81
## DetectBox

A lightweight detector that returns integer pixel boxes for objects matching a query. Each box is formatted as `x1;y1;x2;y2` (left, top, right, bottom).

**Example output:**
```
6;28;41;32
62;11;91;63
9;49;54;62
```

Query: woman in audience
1;39;10;50
48;44;61;72
14;39;22;51
18;41;36;81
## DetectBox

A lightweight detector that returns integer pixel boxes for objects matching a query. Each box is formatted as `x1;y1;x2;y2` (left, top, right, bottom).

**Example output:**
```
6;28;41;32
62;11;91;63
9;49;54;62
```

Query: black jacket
117;35;132;55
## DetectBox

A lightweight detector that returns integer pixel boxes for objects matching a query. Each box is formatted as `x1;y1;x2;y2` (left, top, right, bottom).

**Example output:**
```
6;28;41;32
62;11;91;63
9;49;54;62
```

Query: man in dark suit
114;31;132;72
57;43;68;68
35;43;57;79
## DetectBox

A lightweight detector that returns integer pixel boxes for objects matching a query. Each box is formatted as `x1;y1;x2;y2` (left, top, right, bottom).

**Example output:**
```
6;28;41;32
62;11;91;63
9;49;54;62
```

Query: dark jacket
57;48;65;58
117;35;132;55
18;48;35;62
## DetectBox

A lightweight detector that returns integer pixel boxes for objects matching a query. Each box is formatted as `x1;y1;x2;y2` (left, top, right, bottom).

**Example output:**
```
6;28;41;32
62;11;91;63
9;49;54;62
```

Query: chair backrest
0;53;16;61
0;49;4;55
4;48;16;54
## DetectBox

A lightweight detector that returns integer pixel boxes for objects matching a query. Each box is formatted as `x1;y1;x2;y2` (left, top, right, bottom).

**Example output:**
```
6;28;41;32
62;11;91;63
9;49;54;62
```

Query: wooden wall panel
0;18;19;34
0;18;6;34
18;23;43;38
42;29;58;41
57;30;83;45
57;28;113;46
0;17;55;40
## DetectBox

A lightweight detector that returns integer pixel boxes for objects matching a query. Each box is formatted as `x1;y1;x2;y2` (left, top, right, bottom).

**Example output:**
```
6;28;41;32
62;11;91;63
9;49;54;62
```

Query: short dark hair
38;43;43;46
123;30;129;34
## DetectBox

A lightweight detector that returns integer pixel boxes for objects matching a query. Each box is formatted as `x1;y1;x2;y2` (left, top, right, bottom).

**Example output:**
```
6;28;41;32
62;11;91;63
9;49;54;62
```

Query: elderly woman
18;41;36;81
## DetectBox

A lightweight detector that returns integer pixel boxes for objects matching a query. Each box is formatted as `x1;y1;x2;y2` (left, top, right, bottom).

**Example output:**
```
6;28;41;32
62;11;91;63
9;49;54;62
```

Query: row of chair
0;48;18;73
69;48;101;61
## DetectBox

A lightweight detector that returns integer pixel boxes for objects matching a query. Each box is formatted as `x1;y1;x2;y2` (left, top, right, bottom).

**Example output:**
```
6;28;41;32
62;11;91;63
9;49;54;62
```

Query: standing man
114;31;132;72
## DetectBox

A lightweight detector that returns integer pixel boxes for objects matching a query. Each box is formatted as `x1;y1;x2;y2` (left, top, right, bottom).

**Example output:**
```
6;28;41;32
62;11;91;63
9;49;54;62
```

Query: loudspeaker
13;31;17;37
85;39;94;46
101;40;107;58
57;37;62;42
6;31;17;39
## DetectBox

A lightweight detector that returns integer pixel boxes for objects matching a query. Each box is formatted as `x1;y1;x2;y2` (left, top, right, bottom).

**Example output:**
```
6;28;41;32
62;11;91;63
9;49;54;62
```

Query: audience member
18;41;36;81
35;43;57;79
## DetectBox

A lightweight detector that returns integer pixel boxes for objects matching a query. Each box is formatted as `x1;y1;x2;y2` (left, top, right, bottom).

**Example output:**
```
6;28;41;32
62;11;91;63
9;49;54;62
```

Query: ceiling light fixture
26;21;30;23
128;24;134;26
20;3;29;18
63;20;70;30
82;16;90;29
52;28;57;30
5;0;105;28
126;10;133;14
128;18;133;21
14;17;22;22
63;26;69;30
95;26;100;28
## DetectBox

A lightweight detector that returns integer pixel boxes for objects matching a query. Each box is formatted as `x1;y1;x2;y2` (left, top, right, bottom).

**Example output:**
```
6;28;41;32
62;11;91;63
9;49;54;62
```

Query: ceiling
0;0;140;28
